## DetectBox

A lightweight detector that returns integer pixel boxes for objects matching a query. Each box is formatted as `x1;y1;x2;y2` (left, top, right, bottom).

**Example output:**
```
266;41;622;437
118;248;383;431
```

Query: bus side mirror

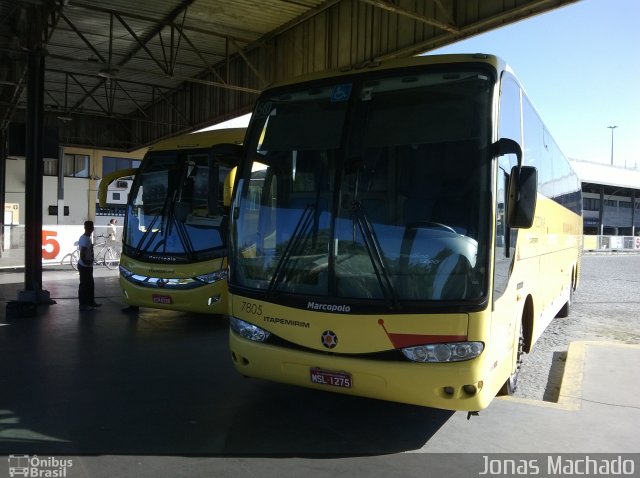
208;144;243;214
492;138;522;167
507;165;537;229
223;167;237;208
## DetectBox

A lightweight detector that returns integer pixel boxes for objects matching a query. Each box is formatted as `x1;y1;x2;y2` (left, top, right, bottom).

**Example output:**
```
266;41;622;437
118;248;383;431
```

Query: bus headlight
401;342;484;363
230;317;271;342
196;270;228;284
119;265;134;278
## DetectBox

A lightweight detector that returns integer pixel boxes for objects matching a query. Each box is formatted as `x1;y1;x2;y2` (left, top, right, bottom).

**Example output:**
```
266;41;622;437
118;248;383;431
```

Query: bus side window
494;73;522;302
494;165;510;299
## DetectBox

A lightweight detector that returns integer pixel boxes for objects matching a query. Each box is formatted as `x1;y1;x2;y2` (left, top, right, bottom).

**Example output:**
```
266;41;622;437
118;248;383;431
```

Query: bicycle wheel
70;250;80;271
104;247;120;270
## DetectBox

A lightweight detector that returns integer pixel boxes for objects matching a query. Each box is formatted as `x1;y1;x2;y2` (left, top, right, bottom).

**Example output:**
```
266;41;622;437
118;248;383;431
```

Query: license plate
310;368;352;388
152;294;172;304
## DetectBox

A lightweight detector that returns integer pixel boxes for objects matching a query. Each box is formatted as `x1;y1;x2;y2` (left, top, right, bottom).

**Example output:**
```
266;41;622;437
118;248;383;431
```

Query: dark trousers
78;264;95;306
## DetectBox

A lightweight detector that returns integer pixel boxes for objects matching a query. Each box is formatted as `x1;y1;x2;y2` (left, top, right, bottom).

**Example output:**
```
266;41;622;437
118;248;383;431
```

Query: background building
570;160;640;252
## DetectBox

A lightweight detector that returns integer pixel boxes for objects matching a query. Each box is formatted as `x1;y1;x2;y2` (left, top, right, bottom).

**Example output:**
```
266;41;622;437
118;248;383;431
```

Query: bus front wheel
498;323;524;396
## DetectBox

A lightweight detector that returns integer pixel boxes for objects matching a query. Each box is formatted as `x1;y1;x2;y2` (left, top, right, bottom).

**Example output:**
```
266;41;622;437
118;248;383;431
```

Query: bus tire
498;322;524;396
556;269;574;318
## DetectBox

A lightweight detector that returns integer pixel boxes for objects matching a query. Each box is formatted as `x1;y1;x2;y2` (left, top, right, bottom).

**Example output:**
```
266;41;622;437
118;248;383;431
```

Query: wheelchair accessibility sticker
331;84;352;103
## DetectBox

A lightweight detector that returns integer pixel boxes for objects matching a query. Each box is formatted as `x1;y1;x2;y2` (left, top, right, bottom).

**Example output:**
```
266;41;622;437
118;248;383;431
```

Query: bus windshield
232;67;493;306
125;150;232;262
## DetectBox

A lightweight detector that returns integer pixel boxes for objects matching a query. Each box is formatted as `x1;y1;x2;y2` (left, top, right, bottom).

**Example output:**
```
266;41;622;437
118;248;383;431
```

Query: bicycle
69;234;120;270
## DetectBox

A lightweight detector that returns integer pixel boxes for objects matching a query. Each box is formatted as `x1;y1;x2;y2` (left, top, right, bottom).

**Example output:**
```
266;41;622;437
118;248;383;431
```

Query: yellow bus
227;54;582;411
99;128;245;315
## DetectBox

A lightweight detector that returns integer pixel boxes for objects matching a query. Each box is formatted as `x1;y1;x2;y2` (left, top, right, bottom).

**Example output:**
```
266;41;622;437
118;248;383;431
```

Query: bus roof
264;53;506;91
149;127;246;152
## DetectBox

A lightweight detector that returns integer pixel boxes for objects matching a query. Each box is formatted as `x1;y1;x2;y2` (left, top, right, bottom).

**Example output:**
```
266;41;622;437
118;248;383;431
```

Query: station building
570;160;640;251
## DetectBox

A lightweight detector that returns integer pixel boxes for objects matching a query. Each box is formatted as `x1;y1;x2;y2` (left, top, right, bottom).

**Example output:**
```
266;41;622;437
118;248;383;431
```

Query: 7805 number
241;301;262;315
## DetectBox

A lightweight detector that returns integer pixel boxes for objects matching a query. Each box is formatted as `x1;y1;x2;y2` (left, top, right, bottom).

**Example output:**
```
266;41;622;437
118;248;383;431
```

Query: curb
501;341;640;411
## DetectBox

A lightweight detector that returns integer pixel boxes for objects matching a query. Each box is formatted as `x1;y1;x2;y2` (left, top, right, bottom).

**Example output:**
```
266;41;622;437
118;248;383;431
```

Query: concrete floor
1;269;639;476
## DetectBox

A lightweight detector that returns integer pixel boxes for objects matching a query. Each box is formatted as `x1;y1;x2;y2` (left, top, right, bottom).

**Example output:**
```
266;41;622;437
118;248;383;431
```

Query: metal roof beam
66;1;258;45
114;0;196;69
229;38;267;87
114;13;169;75
47;52;262;94
116;82;150;119
373;0;581;61
432;0;455;26
176;27;227;84
44;87;60;107
102;80;117;115
157;12;187;77
151;85;189;125
68;72;109;114
59;12;107;64
359;0;459;33
46;67;178;93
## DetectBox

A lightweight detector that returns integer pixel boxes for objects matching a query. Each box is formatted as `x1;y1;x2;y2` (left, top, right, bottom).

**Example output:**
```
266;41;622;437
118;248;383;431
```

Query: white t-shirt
78;234;94;267
108;223;117;242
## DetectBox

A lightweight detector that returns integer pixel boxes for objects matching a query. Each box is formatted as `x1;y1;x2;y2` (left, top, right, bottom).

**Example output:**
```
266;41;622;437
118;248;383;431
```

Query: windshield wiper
134;212;162;258
351;201;400;310
170;212;196;260
267;204;315;297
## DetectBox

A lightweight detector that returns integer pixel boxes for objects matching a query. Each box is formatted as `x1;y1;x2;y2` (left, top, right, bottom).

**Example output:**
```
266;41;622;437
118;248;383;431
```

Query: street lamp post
607;125;618;165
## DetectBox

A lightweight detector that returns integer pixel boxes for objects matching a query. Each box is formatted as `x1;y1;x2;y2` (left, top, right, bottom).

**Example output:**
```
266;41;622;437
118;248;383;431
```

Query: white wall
3;158;95;226
4;159;25;224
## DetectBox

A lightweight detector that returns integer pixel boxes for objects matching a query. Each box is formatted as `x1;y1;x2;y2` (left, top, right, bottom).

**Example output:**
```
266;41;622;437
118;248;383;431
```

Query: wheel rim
511;326;525;391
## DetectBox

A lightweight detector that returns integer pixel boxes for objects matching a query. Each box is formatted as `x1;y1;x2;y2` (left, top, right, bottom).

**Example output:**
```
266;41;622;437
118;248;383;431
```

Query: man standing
108;218;118;243
78;220;101;311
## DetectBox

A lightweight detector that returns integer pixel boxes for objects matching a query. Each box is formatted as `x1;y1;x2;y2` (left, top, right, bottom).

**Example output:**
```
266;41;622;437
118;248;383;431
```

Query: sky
206;0;639;169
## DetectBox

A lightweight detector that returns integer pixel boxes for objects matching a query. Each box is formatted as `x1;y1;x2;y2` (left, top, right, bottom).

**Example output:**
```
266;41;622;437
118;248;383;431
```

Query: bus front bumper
229;331;494;412
120;276;229;315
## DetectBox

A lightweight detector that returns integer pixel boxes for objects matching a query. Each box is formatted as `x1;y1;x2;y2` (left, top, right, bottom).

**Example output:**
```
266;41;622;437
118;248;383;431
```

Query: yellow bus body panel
119;254;228;315
149;128;245;152
228;296;510;411
230;328;496;412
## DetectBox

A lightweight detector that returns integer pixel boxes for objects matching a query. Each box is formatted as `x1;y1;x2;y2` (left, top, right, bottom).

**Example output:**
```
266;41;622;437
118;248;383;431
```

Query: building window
64;154;90;178
583;197;600;211
619;201;631;209
103;156;141;177
43;159;58;176
604;199;617;208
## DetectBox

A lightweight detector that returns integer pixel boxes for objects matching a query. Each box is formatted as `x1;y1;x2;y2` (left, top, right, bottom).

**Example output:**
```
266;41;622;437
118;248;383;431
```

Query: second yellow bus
99;128;245;315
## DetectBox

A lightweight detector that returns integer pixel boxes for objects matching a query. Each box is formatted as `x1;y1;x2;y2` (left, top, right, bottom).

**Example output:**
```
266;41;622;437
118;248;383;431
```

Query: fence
1;224;122;267
583;235;640;252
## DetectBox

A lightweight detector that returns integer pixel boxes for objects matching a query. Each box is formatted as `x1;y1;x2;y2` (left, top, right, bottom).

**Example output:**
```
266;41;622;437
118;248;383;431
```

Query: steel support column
632;190;636;237
0;129;6;257
18;49;53;307
598;185;605;235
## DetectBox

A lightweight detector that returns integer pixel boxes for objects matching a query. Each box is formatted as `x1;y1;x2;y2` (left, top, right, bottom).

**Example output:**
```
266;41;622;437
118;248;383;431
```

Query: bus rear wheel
556;269;574;318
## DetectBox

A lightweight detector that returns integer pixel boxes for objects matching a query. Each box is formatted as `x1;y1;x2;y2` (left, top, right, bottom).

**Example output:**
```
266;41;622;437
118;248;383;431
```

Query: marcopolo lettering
307;301;351;313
